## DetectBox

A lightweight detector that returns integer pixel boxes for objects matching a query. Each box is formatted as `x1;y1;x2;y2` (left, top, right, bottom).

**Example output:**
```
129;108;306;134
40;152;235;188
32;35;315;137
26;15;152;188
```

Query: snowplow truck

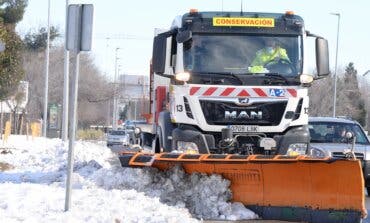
120;11;366;222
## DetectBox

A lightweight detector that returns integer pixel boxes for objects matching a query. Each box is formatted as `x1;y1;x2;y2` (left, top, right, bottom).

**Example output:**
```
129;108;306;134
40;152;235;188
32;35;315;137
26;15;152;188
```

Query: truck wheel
153;137;161;153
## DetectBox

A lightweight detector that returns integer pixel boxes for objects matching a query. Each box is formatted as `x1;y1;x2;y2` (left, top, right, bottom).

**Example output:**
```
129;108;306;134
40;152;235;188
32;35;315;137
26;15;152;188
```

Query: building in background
117;74;150;121
0;81;32;135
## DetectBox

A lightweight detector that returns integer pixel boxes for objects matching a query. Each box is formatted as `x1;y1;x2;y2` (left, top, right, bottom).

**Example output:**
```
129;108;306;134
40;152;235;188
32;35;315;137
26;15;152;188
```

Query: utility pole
62;0;70;141
363;70;370;130
112;47;120;130
105;38;110;127
42;0;51;137
331;12;340;117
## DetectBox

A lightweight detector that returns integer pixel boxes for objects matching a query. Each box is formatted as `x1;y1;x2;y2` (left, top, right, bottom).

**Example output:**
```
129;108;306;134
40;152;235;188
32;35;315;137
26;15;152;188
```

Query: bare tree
23;46;113;128
309;76;334;116
309;63;367;126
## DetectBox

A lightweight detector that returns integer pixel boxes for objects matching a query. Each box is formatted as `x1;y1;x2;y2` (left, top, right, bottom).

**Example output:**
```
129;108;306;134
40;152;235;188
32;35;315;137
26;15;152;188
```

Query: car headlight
286;143;308;156
309;147;326;158
176;141;199;154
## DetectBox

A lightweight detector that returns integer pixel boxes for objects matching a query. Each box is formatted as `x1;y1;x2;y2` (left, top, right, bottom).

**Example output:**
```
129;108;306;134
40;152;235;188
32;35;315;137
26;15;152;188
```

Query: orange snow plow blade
119;152;366;223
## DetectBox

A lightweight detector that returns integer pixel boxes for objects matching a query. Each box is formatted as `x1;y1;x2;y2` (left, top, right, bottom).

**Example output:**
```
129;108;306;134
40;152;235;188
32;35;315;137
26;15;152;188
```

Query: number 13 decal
176;105;183;112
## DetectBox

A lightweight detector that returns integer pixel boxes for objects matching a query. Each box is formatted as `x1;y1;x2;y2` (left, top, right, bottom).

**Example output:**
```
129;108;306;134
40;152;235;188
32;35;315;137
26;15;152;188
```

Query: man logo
225;111;263;120
238;98;250;105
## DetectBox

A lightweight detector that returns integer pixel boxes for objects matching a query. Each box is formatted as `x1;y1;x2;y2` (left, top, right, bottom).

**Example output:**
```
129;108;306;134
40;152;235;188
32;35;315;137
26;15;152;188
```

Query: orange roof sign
213;17;275;27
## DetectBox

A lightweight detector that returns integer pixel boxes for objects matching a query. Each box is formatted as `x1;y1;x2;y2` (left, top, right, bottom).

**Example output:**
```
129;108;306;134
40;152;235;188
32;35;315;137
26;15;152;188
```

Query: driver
333;126;347;143
249;38;290;73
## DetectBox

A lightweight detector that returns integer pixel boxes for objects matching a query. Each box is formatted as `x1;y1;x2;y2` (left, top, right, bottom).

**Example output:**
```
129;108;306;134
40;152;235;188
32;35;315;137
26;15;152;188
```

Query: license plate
230;125;259;133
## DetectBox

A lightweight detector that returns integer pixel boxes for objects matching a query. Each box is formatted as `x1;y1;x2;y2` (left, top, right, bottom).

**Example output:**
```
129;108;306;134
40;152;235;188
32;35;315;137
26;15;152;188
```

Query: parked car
123;120;147;145
106;130;129;147
308;116;370;193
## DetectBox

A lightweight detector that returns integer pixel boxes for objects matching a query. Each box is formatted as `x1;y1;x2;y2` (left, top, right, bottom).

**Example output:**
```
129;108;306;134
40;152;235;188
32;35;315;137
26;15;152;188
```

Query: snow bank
92;166;257;220
0;135;258;222
0;183;196;223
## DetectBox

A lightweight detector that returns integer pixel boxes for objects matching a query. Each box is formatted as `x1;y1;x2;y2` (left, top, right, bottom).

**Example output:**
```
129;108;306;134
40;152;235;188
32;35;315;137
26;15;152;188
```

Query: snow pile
0;138;111;185
92;166;257;220
0;135;258;222
0;183;196;223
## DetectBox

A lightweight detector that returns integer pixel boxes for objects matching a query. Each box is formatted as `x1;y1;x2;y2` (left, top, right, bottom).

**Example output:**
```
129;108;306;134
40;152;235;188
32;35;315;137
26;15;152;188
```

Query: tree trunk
18;111;24;134
12;110;17;134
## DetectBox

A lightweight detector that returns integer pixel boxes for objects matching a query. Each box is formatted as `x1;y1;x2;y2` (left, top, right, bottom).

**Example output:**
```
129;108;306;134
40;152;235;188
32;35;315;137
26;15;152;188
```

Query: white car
106;130;129;147
308;117;370;193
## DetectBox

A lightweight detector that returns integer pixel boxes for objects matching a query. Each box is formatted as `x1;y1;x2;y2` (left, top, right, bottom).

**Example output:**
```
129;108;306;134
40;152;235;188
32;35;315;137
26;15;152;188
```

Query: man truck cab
148;10;329;156
121;11;367;223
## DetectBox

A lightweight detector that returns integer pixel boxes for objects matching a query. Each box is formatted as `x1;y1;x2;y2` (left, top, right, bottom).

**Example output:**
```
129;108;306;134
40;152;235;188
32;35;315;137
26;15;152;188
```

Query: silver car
308;117;370;193
106;130;129;147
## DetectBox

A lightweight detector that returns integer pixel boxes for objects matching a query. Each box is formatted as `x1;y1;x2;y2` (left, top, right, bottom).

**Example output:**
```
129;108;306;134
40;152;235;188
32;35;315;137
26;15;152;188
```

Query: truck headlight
309;147;326;158
300;74;314;84
175;72;190;82
177;141;199;154
286;143;308;156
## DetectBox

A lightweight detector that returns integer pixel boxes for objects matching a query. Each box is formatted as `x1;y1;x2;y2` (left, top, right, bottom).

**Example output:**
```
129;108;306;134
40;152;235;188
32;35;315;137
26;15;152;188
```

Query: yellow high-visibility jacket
249;47;290;73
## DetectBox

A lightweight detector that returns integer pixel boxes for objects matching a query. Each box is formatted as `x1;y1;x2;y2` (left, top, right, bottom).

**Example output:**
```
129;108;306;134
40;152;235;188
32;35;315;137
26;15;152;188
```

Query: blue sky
17;0;370;80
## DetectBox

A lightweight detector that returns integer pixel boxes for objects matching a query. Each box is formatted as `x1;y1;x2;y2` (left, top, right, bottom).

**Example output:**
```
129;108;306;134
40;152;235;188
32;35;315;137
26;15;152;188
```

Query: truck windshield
183;34;302;77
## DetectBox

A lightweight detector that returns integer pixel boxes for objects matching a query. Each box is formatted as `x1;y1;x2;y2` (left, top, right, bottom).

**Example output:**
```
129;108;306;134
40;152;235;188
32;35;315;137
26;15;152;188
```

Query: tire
365;178;370;196
154;137;161;153
141;132;153;147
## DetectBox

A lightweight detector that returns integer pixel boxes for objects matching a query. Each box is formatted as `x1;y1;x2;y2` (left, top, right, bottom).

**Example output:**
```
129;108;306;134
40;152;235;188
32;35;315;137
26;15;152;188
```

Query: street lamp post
363;70;370;130
331;12;340;117
112;47;120;130
62;0;70;141
42;0;51;137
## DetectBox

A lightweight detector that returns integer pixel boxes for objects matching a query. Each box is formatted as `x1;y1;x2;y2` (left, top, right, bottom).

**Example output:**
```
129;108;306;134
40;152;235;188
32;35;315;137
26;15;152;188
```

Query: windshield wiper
235;72;291;84
264;73;290;84
192;71;244;85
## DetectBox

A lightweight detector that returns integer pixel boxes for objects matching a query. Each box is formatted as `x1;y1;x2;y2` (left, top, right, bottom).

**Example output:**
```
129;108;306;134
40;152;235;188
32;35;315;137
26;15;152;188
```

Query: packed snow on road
0;135;258;222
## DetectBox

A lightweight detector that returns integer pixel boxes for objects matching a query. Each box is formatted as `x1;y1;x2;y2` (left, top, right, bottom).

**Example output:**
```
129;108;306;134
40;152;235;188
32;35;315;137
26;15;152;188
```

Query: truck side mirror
152;34;168;74
176;30;192;43
316;38;330;77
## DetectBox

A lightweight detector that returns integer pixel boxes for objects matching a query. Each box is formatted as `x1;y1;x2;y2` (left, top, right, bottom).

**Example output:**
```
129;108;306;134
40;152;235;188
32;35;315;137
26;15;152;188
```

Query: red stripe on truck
253;88;267;97
237;89;250;97
203;87;218;96
190;87;201;95
287;89;297;97
220;87;235;96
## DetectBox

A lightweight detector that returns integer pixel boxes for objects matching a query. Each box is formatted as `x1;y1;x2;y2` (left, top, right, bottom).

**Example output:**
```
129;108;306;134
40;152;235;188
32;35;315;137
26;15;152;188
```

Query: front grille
332;152;364;160
200;100;287;126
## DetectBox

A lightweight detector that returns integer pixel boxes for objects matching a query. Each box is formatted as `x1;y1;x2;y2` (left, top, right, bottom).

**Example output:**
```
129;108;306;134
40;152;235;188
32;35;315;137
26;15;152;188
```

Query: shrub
77;129;105;140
